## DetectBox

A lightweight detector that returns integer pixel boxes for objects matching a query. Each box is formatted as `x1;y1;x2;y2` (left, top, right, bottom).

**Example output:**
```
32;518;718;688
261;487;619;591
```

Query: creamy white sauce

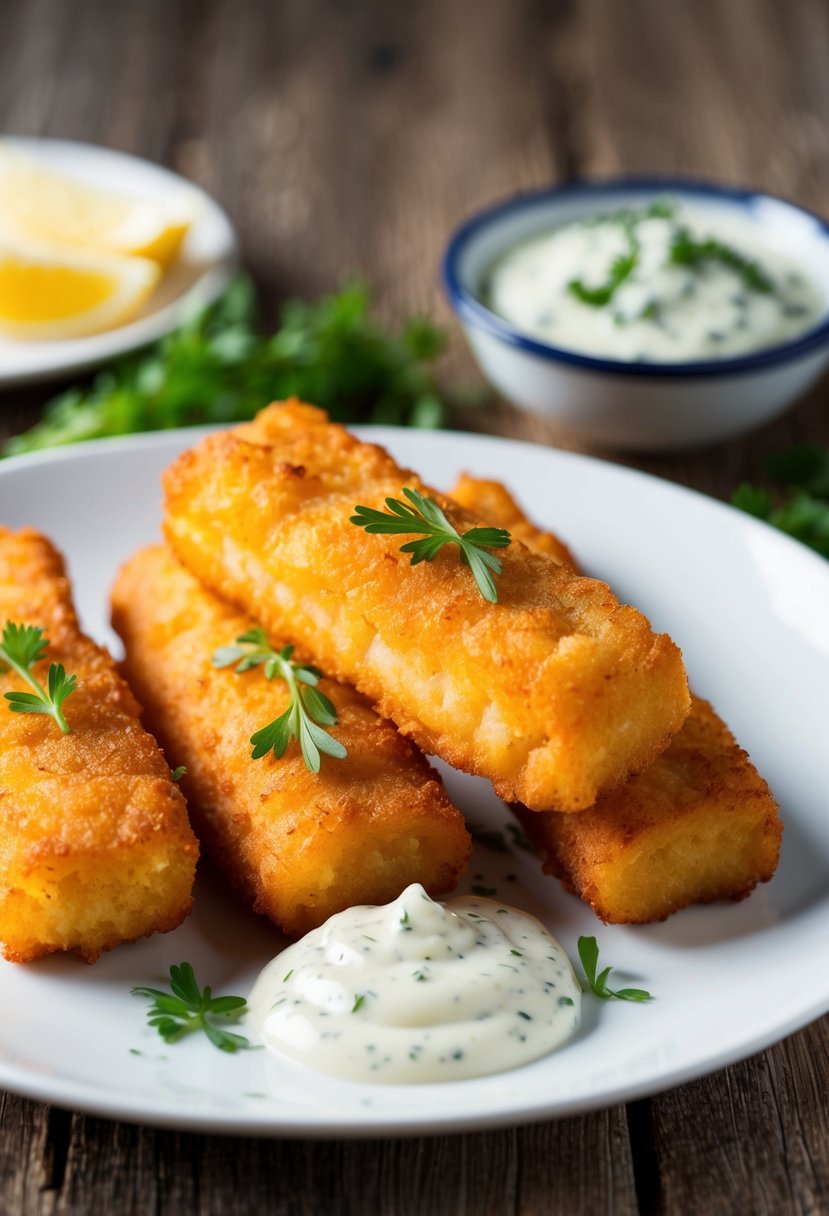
247;883;581;1084
486;202;823;362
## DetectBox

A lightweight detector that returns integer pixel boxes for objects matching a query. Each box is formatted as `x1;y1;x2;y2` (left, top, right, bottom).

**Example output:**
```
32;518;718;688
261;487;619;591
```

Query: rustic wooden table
1;0;828;1212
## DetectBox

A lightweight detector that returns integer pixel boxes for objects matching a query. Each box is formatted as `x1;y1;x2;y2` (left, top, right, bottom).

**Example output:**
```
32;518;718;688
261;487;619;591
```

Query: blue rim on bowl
442;176;829;379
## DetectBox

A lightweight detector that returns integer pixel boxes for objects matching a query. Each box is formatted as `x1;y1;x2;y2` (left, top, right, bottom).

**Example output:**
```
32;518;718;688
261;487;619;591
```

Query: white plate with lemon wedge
0;138;238;386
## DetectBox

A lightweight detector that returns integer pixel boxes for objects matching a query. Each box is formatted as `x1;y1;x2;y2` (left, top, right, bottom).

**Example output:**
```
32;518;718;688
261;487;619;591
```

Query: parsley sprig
350;487;511;602
577;936;652;1003
213;627;347;773
4;278;478;457
131;962;251;1052
733;443;829;559
0;622;77;734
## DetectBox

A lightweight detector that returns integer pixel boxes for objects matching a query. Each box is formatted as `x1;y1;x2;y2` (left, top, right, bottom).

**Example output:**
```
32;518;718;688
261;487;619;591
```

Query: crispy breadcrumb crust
0;527;197;962
111;544;470;938
162;400;690;812
450;474;578;569
454;477;782;922
514;697;782;922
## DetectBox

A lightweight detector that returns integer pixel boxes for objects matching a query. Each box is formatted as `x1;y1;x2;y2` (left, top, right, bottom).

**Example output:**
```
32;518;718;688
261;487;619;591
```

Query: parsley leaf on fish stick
350;488;511;603
213;628;347;772
162;402;691;812
0;621;77;734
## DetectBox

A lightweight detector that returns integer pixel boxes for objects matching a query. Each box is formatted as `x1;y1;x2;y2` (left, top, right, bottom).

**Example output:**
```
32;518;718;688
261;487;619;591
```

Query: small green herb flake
352;993;366;1013
669;228;773;293
171;765;187;782
577;936;652;1003
131;962;252;1052
213;627;347;773
569;247;637;307
0;622;78;735
506;823;535;853
350;487;511;603
467;823;510;853
471;885;497;898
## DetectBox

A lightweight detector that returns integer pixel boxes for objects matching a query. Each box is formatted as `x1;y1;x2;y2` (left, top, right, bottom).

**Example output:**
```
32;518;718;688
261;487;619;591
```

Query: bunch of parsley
5;277;465;456
733;444;829;559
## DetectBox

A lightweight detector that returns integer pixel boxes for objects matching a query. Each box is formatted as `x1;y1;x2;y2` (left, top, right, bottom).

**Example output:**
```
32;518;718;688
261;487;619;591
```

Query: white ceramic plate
0;139;239;385
0;427;828;1137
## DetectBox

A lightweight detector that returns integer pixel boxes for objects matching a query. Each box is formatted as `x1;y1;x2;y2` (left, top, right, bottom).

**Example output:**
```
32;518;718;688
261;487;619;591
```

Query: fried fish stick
162;401;690;813
111;544;470;938
454;476;782;922
0;527;197;962
450;474;577;569
514;699;781;922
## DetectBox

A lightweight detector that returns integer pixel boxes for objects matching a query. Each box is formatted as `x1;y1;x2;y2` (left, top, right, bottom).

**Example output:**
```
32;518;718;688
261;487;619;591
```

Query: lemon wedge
0;147;194;267
0;245;160;342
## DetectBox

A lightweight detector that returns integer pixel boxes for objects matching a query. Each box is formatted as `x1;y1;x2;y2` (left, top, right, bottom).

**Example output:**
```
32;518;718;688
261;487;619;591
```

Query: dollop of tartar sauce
247;883;581;1084
486;202;823;362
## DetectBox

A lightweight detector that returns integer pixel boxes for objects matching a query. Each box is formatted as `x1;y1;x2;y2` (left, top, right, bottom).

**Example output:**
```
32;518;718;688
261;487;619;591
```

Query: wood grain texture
1;0;828;1212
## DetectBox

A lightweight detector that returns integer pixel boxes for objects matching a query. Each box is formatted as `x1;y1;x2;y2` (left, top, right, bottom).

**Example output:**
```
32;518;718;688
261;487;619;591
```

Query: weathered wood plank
0;1094;60;1216
25;1109;636;1216
647;1018;829;1215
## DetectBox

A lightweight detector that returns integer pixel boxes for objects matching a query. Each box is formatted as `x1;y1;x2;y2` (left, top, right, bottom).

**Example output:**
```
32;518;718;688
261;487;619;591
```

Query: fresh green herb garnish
352;993;366;1013
733;443;829;559
350;487;511;603
0;622;77;735
471;885;498;898
213;628;347;773
668;228;773;293
131;962;251;1052
170;765;187;782
569;201;773;315
4;278;472;457
577;936;652;1002
569;221;639;307
570;202;675;307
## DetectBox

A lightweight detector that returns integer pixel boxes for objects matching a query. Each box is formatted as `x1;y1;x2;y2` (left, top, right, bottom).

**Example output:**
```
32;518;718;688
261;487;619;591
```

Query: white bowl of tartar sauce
442;179;829;450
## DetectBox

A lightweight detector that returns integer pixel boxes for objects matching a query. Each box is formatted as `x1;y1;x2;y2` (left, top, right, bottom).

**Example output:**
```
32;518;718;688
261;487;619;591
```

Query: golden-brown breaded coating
162;401;690;813
0;527;197;963
456;477;782;922
111;544;470;938
514;697;782;922
450;474;578;569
